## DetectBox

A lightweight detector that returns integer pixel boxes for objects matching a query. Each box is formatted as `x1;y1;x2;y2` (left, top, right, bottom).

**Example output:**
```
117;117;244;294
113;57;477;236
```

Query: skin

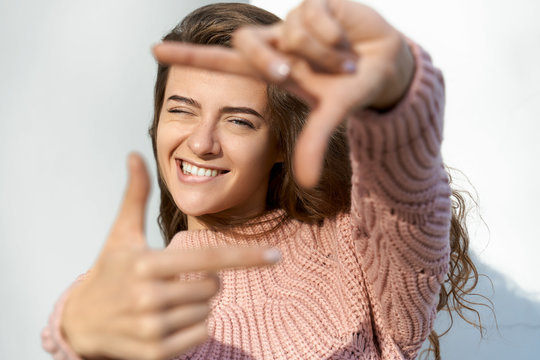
156;66;282;228
61;155;281;360
60;1;415;359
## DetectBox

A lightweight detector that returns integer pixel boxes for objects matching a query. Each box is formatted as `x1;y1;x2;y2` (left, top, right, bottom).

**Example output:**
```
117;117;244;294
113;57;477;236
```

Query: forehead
165;66;268;112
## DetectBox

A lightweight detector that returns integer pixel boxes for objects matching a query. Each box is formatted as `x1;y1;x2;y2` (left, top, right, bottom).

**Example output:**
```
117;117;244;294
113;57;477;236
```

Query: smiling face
156;66;281;229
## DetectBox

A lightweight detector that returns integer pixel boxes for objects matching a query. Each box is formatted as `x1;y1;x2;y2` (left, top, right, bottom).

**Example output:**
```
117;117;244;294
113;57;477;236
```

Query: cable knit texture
42;41;451;360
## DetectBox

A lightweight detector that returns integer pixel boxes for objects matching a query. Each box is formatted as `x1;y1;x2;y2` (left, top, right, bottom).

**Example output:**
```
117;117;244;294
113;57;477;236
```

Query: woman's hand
61;154;280;360
153;0;414;188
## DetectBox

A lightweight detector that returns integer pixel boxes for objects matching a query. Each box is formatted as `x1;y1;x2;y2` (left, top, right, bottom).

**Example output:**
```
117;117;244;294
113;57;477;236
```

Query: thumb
293;102;347;188
104;153;151;251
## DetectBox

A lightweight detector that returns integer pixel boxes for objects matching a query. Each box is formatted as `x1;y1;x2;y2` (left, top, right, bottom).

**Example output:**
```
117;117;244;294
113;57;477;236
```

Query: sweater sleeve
41;275;86;360
347;40;451;358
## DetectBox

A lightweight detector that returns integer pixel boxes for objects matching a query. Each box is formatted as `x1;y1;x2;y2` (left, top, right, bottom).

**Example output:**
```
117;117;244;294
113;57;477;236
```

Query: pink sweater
42;42;451;360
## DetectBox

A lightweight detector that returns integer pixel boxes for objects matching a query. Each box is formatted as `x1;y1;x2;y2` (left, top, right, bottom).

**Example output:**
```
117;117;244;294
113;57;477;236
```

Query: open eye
229;118;255;129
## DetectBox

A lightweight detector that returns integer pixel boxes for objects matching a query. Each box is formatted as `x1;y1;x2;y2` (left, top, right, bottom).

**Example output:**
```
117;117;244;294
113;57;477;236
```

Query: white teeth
181;161;221;177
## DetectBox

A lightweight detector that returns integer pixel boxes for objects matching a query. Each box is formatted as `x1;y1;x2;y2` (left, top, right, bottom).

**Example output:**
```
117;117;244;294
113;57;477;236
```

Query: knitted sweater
42;42;451;360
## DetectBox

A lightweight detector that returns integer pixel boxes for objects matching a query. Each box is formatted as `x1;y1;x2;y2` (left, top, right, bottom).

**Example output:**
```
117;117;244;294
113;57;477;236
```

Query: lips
176;159;229;178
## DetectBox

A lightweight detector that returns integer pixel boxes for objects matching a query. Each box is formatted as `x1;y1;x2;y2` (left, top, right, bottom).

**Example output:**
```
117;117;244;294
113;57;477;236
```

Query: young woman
42;1;479;359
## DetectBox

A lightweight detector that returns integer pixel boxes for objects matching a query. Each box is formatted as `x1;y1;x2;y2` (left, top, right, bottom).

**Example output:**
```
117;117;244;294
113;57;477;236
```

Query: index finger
136;246;282;278
153;42;257;78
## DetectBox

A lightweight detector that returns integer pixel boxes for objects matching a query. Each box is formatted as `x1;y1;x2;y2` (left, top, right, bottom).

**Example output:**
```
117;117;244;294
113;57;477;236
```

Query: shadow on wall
421;252;540;359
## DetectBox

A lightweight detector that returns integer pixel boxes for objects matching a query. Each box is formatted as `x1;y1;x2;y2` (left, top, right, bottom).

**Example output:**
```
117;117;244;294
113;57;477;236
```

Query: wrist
370;35;415;111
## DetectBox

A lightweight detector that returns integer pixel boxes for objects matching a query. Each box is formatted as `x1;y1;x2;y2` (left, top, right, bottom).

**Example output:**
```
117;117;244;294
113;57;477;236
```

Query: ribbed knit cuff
348;39;445;162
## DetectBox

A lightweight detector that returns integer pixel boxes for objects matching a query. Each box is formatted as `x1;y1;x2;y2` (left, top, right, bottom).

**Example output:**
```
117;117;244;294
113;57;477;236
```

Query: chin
173;197;224;218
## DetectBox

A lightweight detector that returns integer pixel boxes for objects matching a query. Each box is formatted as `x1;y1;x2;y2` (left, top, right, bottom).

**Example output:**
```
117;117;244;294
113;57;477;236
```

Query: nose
187;120;221;157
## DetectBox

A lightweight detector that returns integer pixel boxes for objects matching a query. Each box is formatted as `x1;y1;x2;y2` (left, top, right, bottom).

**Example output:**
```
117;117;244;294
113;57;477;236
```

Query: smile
178;159;229;178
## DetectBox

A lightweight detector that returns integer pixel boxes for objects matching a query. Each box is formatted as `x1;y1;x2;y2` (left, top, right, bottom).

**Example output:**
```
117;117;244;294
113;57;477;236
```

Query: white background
1;0;539;359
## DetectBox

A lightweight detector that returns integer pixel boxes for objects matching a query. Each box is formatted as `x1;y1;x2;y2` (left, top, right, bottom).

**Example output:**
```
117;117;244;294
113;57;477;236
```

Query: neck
187;215;207;230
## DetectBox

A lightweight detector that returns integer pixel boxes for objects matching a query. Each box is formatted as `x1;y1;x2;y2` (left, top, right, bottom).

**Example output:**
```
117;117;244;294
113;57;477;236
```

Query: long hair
148;3;484;357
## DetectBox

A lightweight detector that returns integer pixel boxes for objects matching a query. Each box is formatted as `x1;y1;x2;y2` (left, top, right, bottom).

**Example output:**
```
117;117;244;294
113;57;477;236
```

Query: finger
301;0;346;48
102;322;208;360
278;23;356;74
326;0;396;44
107;153;150;248
280;1;356;73
153;42;257;78
133;276;220;311
159;322;208;359
136;247;282;278
232;25;292;82
293;101;349;188
127;303;211;341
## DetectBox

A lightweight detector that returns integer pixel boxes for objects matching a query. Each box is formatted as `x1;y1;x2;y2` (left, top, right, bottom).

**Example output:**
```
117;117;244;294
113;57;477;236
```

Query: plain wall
1;0;539;359
0;1;245;359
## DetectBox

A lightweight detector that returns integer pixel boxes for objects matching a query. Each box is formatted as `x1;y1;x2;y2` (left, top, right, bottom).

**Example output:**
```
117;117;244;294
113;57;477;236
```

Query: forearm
348;40;451;357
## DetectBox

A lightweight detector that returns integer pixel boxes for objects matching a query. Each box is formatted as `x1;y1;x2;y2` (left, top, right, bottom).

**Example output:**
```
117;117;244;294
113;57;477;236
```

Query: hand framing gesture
60;154;281;360
153;0;415;188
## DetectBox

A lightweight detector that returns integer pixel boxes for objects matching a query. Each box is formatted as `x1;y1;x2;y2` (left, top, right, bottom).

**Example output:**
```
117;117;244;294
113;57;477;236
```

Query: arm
152;0;451;355
347;41;451;357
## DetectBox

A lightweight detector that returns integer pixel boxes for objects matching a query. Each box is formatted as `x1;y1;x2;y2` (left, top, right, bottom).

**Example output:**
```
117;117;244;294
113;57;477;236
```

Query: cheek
233;135;278;176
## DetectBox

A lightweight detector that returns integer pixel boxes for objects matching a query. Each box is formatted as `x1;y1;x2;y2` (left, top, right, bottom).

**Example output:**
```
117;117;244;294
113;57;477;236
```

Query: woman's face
156;66;281;227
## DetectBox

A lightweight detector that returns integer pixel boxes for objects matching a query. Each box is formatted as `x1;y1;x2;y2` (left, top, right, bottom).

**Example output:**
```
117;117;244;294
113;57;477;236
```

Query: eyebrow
167;95;201;108
167;95;265;120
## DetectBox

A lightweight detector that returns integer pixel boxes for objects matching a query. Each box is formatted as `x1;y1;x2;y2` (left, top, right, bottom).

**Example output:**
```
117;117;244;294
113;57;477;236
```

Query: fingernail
342;59;356;73
263;248;282;263
269;60;290;81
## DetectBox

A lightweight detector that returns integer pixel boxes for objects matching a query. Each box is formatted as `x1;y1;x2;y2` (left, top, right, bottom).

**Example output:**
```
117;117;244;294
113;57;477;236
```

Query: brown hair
148;3;485;358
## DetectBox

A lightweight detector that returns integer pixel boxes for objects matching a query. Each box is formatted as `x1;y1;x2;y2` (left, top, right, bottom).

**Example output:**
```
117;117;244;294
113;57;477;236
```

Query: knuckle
133;283;160;311
133;256;153;278
138;315;165;340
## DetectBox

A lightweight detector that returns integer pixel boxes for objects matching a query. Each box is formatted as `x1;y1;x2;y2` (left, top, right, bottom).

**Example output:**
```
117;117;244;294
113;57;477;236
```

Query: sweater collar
167;209;298;249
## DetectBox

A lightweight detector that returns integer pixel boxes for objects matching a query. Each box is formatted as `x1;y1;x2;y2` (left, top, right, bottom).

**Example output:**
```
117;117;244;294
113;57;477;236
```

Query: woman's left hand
153;0;414;188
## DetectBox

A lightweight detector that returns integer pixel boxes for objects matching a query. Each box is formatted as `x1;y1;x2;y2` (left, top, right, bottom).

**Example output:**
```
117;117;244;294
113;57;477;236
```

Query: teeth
181;161;221;177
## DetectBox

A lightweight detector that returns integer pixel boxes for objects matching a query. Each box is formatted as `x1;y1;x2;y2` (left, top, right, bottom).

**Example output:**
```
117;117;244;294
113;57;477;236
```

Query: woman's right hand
60;153;280;360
